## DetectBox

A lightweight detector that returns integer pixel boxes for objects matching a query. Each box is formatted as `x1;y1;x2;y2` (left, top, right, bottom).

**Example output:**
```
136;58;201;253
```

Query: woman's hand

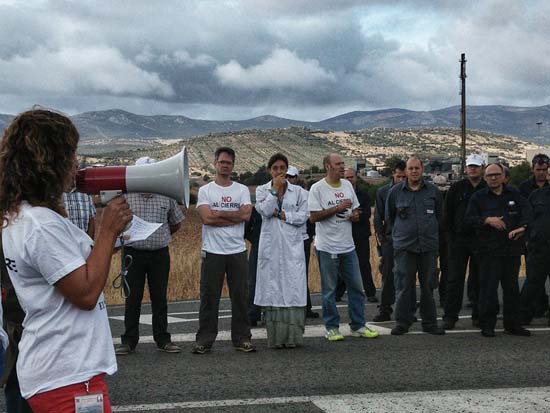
102;197;133;237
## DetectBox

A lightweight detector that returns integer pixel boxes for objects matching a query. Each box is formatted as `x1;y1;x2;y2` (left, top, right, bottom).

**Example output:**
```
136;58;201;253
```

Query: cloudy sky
1;0;549;120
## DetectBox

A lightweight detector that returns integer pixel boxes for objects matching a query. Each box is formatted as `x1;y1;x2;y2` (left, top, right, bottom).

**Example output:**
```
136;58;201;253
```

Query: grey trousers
394;249;438;329
196;251;252;347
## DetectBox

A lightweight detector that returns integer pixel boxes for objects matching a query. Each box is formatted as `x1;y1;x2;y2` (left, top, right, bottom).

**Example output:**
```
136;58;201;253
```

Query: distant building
526;148;550;163
354;158;373;173
481;152;499;165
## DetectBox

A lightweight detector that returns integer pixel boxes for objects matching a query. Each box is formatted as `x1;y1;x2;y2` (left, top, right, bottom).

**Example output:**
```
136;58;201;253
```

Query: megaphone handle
100;190;124;205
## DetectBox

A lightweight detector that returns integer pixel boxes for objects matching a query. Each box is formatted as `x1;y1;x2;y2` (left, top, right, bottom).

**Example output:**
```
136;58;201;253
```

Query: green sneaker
352;326;379;339
325;328;345;341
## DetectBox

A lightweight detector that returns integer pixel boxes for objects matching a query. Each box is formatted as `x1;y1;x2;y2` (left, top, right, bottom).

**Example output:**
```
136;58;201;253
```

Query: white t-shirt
308;178;360;254
197;181;251;255
1;203;117;399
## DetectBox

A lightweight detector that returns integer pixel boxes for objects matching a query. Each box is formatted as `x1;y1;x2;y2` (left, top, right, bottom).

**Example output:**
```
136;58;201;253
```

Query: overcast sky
1;0;549;120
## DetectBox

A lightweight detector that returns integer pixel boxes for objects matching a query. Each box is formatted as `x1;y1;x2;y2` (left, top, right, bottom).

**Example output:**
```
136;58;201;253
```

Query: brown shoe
158;342;181;353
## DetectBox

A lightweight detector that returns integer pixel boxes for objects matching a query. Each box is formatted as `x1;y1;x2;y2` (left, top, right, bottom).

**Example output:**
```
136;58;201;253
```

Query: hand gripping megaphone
76;147;190;207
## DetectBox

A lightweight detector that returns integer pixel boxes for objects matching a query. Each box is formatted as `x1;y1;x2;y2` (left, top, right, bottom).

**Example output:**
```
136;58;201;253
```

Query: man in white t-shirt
309;153;379;341
193;147;255;354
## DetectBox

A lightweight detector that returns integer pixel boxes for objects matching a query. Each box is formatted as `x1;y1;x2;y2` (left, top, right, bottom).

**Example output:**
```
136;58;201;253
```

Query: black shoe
423;326;445;335
373;312;391;322
481;329;495;338
504;327;531;337
442;319;455;330
367;295;379;303
306;310;320;319
391;325;409;335
191;344;211;354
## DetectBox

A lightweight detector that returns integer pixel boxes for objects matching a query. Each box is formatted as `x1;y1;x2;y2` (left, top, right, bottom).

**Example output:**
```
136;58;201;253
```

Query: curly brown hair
0;109;79;225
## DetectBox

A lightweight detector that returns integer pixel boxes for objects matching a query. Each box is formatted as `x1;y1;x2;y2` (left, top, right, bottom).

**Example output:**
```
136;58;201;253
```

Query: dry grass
100;208;524;305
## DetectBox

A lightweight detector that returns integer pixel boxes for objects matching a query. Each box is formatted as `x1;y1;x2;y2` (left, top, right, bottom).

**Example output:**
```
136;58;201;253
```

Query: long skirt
263;306;306;349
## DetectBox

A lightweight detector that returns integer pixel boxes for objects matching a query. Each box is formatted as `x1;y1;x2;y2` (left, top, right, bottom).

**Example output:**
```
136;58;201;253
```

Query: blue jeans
316;249;366;331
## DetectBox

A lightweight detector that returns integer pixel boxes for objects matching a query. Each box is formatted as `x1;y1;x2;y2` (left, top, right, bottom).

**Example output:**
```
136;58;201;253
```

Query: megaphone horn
76;147;190;207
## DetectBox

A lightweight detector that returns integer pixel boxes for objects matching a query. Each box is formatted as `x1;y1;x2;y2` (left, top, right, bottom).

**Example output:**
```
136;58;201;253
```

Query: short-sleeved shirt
62;190;96;233
125;193;185;250
1;202;116;399
308;178;360;255
197;181;251;255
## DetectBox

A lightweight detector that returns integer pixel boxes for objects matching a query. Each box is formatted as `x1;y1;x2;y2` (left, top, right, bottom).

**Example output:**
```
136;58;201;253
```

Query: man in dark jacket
372;160;406;321
518;153;550;317
386;157;445;335
465;163;532;337
442;154;486;330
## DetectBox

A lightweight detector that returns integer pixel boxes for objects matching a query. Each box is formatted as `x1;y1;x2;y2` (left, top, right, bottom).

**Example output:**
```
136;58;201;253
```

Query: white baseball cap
287;165;299;177
466;154;484;166
135;156;156;165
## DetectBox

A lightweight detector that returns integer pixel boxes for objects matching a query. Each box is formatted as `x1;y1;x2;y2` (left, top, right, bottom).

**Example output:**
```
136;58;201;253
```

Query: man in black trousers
442;154;486;330
465;163;532;338
372;160;406;321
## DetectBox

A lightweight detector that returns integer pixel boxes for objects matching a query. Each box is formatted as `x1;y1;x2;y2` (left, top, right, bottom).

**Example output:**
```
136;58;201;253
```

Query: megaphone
76;147;190;207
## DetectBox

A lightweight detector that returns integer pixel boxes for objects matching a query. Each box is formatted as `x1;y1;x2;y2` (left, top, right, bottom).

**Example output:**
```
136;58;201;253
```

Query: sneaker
373;312;391;322
236;342;257;352
325;328;345;341
306;310;320;319
114;344;134;356
391;325;409;335
191;344;211;355
367;295;379;303
481;329;495;338
443;319;456;330
351;326;379;339
423;326;445;335
504;327;531;337
158;342;181;353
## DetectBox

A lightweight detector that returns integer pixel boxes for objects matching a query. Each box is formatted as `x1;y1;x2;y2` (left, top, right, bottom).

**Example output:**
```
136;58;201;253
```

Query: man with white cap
115;156;185;355
442;153;486;330
286;166;319;318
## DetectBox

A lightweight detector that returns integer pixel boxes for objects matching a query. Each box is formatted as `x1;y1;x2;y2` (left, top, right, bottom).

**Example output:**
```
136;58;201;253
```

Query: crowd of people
0;109;549;412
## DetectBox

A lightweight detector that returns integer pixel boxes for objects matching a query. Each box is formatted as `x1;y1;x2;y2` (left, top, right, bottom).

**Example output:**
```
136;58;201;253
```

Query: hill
79;127;538;175
1;104;549;141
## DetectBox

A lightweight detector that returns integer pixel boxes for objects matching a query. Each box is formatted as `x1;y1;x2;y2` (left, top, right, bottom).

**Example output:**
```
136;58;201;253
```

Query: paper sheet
115;215;162;247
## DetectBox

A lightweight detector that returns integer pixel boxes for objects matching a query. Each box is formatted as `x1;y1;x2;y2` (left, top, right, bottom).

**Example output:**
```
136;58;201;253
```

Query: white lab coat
254;181;308;307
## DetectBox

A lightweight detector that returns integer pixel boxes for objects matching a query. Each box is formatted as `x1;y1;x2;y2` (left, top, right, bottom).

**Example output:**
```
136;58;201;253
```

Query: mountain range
1;105;549;141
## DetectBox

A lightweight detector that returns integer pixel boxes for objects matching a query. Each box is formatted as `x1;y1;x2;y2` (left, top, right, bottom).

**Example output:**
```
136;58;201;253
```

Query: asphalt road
2;289;550;412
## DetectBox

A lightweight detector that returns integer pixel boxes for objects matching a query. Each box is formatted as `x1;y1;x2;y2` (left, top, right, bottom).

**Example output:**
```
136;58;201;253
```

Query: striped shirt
63;190;96;233
125;193;184;250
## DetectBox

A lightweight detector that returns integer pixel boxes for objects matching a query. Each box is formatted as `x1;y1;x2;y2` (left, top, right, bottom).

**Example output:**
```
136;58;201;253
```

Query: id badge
75;393;104;413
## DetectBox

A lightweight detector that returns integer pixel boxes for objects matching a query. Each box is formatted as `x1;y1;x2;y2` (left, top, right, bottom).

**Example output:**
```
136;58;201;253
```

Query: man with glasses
465;163;532;337
442;154;486;330
519;153;550;318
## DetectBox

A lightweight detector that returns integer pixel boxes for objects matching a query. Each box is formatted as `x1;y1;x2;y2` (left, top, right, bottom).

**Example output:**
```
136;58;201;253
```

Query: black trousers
336;237;376;298
247;243;262;323
304;238;313;311
443;240;480;322
378;242;395;312
438;237;449;304
196;251;251;347
121;247;171;349
521;247;550;322
478;255;521;330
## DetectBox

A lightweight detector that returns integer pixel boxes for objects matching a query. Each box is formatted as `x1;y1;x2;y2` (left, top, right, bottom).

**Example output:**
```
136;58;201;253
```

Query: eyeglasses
485;173;502;179
532;154;550;166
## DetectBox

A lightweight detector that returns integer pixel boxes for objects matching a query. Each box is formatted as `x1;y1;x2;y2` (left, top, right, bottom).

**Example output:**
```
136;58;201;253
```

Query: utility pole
460;53;467;176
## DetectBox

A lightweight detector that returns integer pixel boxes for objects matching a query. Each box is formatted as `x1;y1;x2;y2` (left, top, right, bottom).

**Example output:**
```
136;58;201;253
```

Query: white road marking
109;314;232;325
111;386;550;412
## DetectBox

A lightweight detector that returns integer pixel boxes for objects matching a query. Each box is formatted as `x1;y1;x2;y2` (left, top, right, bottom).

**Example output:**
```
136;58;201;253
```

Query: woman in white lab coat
254;153;308;348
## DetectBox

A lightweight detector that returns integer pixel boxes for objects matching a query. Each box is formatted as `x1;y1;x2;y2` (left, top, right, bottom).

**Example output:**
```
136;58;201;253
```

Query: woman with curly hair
0;109;132;413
